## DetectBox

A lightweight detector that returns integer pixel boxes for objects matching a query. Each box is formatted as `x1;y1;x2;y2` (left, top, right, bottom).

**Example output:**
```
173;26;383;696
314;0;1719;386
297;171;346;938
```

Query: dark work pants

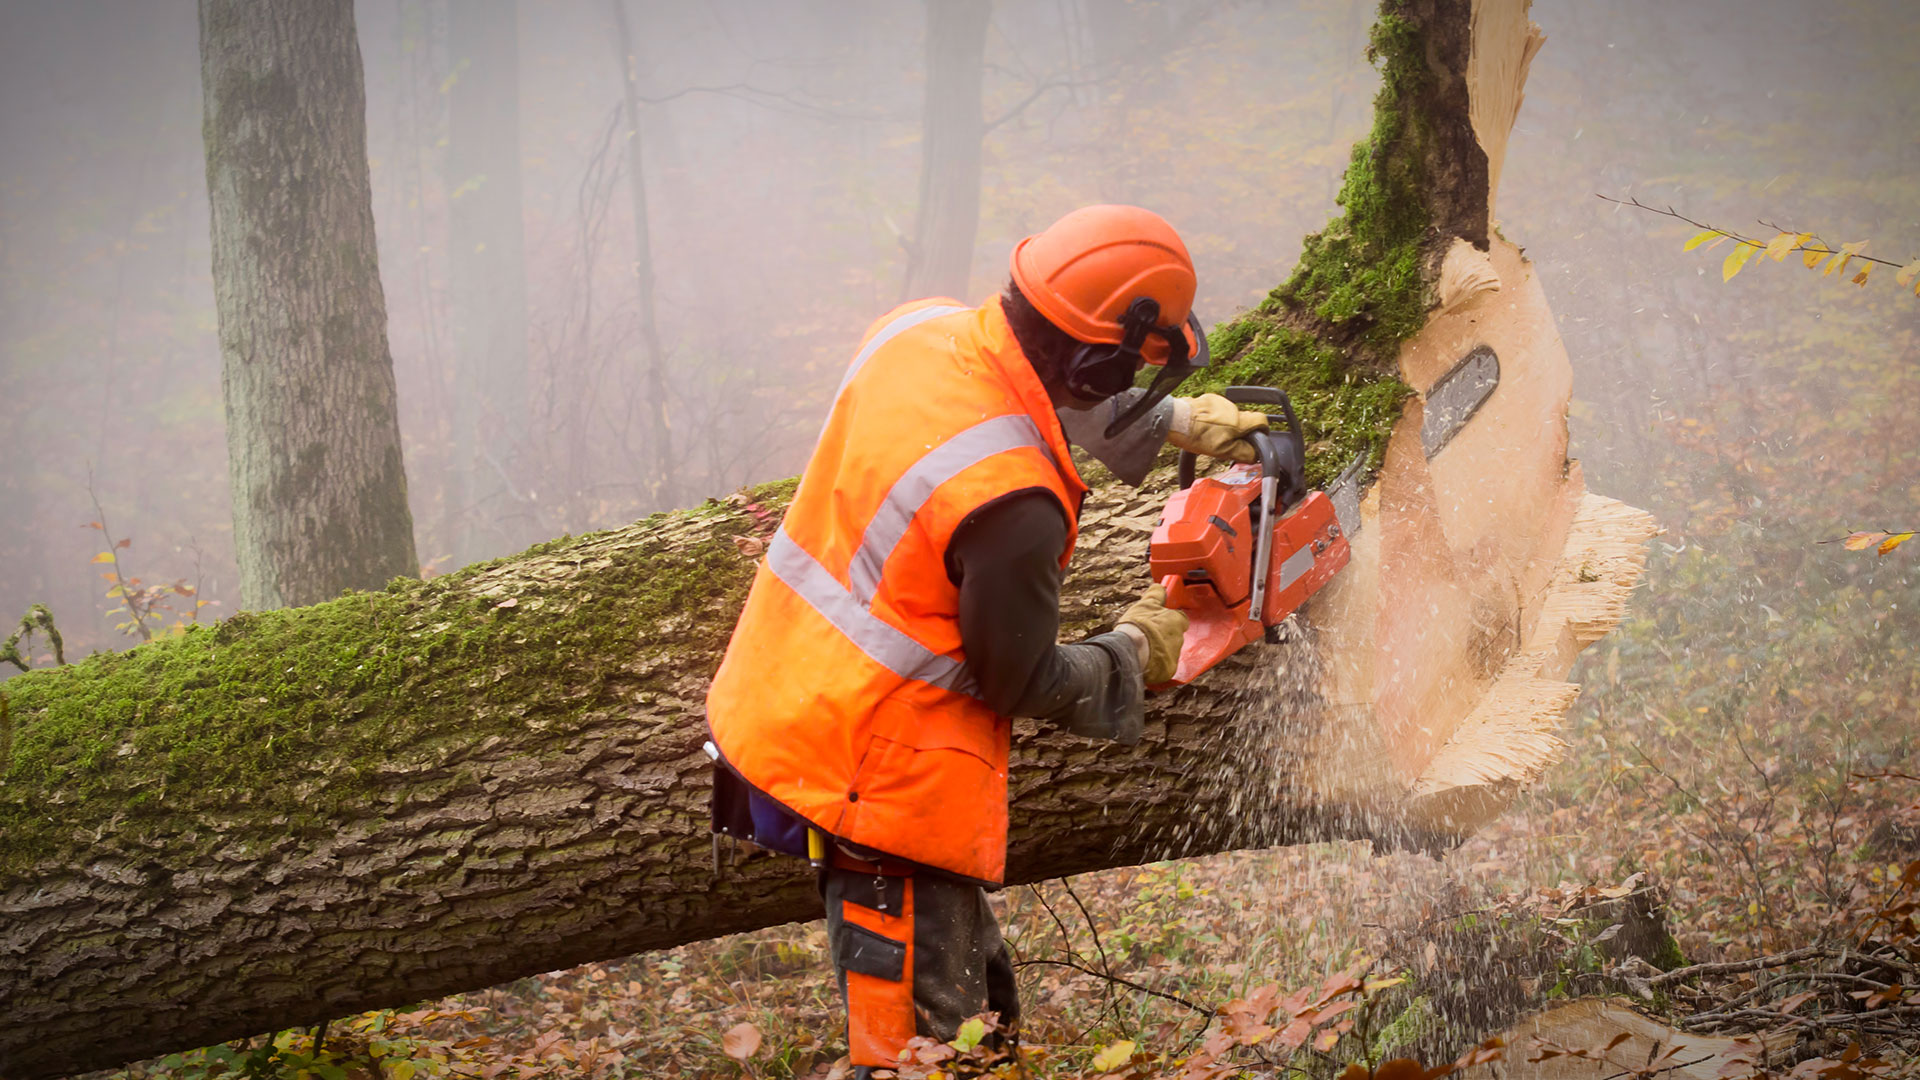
821;865;1020;1072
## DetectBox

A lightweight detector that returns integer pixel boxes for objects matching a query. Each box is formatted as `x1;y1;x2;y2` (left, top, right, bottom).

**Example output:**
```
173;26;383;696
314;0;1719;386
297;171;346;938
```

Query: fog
1;0;1915;662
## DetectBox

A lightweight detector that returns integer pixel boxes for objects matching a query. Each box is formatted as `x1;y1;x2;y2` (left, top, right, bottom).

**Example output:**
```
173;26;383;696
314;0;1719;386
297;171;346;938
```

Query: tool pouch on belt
710;760;813;858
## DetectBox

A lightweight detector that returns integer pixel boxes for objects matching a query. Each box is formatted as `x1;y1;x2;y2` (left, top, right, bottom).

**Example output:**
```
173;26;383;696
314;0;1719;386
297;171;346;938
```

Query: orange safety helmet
1009;204;1200;365
1010;204;1209;436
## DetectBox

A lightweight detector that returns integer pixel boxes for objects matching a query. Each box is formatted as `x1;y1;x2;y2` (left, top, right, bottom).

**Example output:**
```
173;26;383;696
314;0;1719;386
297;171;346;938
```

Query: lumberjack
705;204;1270;1072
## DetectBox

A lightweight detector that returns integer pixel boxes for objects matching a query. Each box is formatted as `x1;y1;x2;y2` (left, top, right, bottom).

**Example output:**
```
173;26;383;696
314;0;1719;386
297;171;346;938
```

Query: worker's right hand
1117;583;1189;684
1166;394;1269;463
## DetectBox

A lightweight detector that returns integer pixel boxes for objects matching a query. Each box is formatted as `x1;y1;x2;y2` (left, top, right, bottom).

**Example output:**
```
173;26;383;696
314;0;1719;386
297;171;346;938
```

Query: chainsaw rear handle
1175;385;1307;499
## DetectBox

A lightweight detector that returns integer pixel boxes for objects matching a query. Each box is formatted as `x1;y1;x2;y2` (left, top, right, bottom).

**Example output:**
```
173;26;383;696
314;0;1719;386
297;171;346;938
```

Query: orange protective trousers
820;861;1019;1069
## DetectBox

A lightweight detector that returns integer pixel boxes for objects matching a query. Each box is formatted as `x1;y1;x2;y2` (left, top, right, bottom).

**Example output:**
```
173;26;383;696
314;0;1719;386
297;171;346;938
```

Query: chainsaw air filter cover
1151;473;1260;607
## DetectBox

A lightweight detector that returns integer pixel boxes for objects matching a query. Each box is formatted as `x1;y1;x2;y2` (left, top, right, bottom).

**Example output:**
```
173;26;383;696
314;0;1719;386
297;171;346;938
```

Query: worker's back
705;297;1086;883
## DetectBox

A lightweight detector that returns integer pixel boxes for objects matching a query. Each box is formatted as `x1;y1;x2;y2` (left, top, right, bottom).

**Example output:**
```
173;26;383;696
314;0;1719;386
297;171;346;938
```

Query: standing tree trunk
446;0;533;564
608;0;675;511
1;1;1647;1074
199;0;419;611
899;0;990;302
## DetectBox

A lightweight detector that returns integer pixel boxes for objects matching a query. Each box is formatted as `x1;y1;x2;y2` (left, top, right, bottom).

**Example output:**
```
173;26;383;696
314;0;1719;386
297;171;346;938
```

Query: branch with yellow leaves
1598;194;1920;294
1820;531;1916;557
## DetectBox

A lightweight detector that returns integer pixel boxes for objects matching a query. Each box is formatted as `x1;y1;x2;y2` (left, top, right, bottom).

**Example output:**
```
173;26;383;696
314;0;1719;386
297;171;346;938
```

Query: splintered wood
1408;491;1658;831
1296;237;1654;839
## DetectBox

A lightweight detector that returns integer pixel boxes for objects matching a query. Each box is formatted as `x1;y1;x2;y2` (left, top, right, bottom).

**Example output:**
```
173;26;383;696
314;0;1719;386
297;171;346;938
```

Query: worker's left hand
1117;583;1189;684
1166;394;1269;463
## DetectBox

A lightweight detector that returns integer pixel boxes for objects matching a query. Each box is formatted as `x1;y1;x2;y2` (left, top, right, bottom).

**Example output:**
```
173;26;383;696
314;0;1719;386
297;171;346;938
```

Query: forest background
1;0;1918;1076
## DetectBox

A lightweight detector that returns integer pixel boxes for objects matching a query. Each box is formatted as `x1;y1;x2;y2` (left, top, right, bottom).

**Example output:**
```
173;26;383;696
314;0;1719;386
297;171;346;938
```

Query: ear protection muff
1058;297;1210;437
1063;298;1173;400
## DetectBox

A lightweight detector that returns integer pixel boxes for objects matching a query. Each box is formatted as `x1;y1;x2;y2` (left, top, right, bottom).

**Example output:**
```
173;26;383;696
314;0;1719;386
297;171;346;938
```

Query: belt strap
829;847;918;879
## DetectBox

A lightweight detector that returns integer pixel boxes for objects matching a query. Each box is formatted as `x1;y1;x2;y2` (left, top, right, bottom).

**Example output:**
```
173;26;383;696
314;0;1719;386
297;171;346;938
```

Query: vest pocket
869;694;1004;765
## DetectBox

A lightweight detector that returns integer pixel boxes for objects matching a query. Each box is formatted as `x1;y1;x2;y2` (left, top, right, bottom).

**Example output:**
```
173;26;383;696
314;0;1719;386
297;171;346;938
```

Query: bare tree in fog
447;0;533;560
198;0;418;610
608;0;675;510
900;0;991;302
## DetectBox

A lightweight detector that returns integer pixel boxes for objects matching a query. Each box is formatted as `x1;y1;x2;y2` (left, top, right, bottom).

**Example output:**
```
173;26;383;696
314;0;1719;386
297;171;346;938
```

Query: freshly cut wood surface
1287;0;1651;836
1301;238;1655;835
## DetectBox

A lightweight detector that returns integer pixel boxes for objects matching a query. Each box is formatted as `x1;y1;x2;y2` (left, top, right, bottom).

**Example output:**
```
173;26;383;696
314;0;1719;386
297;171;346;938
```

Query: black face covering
1060;297;1209;438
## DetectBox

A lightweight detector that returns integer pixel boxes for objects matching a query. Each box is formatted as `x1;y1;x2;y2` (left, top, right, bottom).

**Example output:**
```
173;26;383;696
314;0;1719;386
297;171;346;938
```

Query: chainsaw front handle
1175;385;1307;505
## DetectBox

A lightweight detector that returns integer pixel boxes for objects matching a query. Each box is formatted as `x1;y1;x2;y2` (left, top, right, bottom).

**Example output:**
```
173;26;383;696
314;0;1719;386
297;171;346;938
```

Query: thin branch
1;605;65;672
1649;945;1839;986
1024;883;1093;975
1059;877;1116;991
981;76;1101;133
87;467;152;643
1597;193;1912;270
1010;958;1210;1016
1684;970;1895;1023
1687;1003;1919;1033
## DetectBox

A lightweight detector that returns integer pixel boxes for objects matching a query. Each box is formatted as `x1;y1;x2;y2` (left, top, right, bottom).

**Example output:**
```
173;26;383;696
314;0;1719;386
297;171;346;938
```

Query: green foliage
1634;196;1920;296
113;1010;499;1080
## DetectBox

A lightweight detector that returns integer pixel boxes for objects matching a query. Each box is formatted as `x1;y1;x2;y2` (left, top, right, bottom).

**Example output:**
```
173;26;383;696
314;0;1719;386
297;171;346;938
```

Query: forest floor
101;621;1920;1080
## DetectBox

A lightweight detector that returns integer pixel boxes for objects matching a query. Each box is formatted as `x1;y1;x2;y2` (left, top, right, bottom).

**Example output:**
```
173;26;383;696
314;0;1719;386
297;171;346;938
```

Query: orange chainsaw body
1146;387;1351;687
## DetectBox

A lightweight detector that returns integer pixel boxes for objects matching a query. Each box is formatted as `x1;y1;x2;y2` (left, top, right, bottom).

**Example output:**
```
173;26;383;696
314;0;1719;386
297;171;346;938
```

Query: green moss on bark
3;0;1467;887
1186;323;1410;488
0;488;786;878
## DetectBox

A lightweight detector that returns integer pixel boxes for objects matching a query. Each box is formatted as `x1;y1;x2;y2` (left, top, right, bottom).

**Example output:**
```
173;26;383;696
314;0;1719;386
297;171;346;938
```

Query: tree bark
900;0;990;303
446;0;533;564
608;0;675;511
199;0;419;611
0;477;1374;1079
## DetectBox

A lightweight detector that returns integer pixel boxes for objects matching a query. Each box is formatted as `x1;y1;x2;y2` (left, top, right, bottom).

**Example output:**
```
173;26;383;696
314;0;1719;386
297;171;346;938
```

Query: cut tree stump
0;0;1652;1075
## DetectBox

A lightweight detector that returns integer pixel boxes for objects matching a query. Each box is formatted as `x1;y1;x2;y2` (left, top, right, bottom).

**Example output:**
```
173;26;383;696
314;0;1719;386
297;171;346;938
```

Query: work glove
1166;394;1269;464
1116;583;1189;685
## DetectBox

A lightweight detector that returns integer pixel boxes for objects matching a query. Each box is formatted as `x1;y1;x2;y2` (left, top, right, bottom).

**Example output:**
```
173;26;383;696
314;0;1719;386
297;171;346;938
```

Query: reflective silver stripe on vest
766;527;980;697
836;304;968;394
845;414;1057;606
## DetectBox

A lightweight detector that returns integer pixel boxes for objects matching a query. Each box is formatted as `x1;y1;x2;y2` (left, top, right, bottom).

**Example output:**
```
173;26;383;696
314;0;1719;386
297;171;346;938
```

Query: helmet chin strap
1101;311;1209;438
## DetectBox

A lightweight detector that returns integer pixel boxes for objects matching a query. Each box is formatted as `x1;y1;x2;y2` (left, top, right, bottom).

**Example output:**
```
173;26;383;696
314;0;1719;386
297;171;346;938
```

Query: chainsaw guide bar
1420;344;1500;458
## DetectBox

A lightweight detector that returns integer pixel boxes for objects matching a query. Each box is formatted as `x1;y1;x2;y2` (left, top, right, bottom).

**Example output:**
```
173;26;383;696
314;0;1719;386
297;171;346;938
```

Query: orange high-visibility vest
706;297;1088;883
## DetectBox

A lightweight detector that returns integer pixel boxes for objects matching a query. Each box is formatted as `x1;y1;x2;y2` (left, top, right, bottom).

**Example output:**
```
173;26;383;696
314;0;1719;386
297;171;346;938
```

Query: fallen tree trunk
0;0;1653;1075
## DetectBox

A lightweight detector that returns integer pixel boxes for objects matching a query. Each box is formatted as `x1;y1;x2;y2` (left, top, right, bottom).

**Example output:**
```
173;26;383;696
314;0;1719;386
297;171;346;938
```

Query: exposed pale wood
1437;238;1502;314
1303;236;1655;839
1467;0;1546;226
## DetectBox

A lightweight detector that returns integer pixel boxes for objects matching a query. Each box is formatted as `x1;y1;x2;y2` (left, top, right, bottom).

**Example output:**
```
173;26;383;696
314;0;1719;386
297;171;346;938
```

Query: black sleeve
947;490;1146;743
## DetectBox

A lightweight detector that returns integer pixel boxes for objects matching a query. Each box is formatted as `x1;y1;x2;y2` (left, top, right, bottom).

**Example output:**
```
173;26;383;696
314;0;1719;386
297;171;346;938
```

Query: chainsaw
1147;386;1352;687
